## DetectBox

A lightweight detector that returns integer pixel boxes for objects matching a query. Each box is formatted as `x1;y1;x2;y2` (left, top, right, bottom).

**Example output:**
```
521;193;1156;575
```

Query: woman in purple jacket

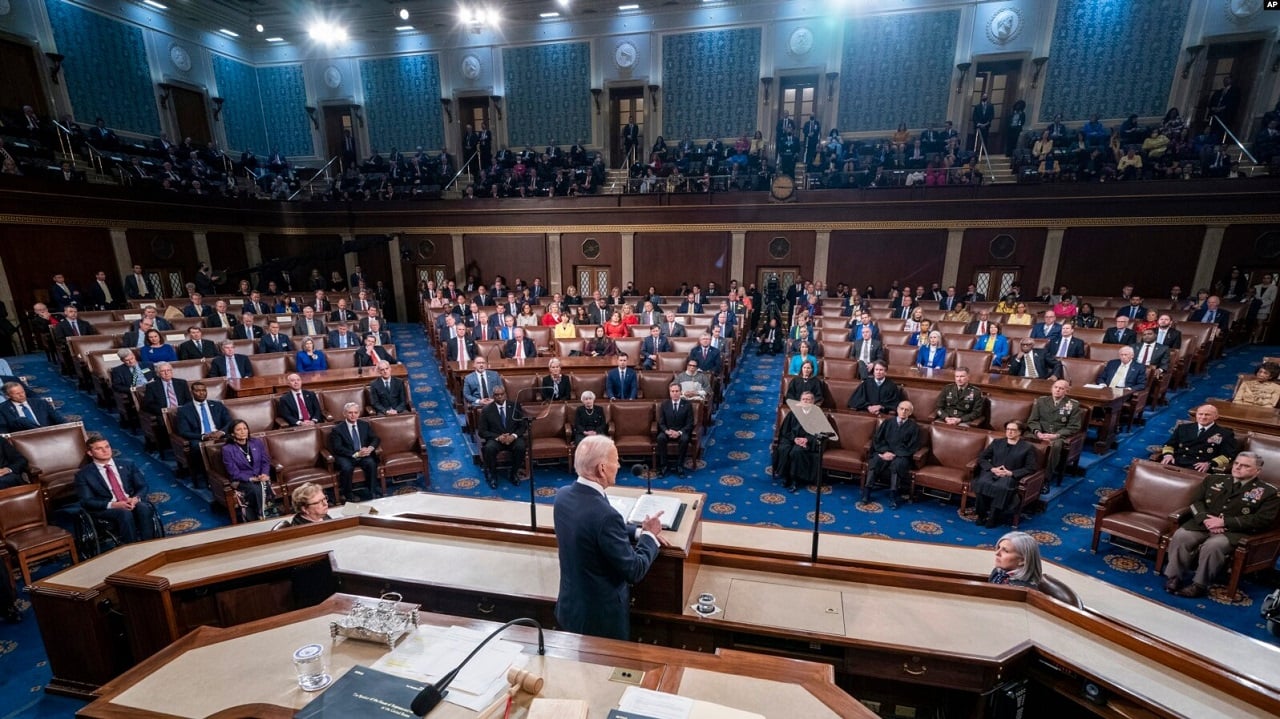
221;419;277;521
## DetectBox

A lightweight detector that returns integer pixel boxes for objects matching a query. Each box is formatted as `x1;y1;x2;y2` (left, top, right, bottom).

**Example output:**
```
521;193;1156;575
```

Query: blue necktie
21;404;37;425
199;403;213;434
350;424;360;449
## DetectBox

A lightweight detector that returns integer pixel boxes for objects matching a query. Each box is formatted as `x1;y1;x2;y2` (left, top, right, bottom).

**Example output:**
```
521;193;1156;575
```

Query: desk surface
81;596;862;719
1203;397;1280;433
43;493;1280;718
880;366;1130;404
448;356;626;373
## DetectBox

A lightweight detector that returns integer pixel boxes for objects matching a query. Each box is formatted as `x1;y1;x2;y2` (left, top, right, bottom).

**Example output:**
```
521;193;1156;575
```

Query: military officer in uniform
1163;451;1279;598
935;367;985;426
1027;379;1083;488
1160;404;1237;473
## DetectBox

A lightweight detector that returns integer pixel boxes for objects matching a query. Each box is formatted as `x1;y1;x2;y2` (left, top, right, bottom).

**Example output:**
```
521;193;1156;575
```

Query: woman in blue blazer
294;337;329;372
975;323;1010;368
915;330;947;370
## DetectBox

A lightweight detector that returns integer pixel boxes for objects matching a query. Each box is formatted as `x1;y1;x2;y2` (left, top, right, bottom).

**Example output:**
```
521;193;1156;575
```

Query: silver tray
329;592;420;650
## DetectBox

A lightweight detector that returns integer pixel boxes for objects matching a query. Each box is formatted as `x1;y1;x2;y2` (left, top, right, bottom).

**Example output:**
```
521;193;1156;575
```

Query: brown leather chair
571;372;606;399
1091;459;1203;569
609;401;657;470
248;353;289;378
670;337;700;355
910;424;990;511
132;385;168;453
1214;510;1280;600
884;344;918;368
527;402;573;472
319;386;370;423
823;358;858;380
497;373;538;404
168;358;209;383
555;338;586;357
318;424;376;497
901;385;940;423
953;349;993;374
264;427;337;511
1057;357;1105;385
476;340;504;362
820;340;852;359
963;436;1048;528
6;422;88;510
655;354;687;373
822;413;879;483
986;395;1034;430
1244;432;1280;487
525;326;553;355
0;483;77;586
225;396;280;433
368;413;430;493
200;439;238;522
327;348;359;369
615;337;642;361
825;379;860;411
639;372;672;400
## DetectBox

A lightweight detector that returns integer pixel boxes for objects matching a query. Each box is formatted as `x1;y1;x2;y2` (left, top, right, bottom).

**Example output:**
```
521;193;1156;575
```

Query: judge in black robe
972;422;1039;527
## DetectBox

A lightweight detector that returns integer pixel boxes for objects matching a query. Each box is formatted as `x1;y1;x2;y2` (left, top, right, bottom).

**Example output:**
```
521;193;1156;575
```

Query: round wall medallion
989;234;1016;260
323;65;343;89
788;27;814;56
169;44;192;73
986;8;1022;46
417;239;436;260
768;236;791;260
1256;231;1280;260
1224;0;1264;23
614;41;638;69
581;238;601;259
150;236;175;261
461;54;481;80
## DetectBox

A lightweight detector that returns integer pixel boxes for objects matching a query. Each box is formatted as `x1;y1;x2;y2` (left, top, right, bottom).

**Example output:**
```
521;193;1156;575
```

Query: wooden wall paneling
1214;224;1280;291
354;235;394;292
462;234;547;290
745;231;816;287
0;225;113;308
560;232;621;294
125;229;197;297
257;234;343;292
206;231;248;294
827;230;948;294
1056;226;1204;297
958;228;1048;296
632;232;731;295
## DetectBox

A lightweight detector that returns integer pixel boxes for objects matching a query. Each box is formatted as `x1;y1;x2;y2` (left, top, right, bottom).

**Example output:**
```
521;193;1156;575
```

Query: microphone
630;463;647;479
410;617;545;716
631;463;652;494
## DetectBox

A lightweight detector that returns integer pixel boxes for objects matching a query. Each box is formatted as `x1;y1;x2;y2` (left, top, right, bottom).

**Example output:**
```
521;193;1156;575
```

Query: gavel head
506;666;544;695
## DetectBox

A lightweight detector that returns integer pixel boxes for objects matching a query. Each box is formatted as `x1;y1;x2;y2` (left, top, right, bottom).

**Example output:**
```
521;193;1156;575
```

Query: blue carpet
2;327;1277;718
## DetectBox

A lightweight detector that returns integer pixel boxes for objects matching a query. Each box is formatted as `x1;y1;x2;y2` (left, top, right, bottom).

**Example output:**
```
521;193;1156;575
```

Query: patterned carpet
2;326;1278;718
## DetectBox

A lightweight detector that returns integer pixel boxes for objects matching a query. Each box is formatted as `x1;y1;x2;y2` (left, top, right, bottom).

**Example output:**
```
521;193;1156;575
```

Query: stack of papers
371;625;529;711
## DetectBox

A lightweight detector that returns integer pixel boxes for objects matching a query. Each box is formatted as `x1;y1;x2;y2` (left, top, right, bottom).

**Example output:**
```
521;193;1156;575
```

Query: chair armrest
272;463;285;474
1234;526;1280;555
273;417;291;429
25;465;44;481
1019;469;1046;497
1094;488;1131;513
912;448;931;466
318;450;336;468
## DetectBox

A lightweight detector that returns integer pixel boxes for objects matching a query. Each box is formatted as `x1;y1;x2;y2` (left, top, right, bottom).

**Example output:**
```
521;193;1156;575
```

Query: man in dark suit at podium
553;435;663;641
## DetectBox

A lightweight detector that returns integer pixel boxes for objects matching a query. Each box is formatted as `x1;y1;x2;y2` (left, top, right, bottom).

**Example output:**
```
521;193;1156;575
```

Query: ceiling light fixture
395;25;414;31
141;0;167;10
540;11;560;18
618;4;639;10
308;20;348;45
398;7;410;20
265;36;285;42
218;28;240;37
459;5;499;34
255;23;264;32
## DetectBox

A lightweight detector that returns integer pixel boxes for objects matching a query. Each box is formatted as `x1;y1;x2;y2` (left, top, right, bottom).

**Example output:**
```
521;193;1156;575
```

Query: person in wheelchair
74;433;159;544
221;419;278;522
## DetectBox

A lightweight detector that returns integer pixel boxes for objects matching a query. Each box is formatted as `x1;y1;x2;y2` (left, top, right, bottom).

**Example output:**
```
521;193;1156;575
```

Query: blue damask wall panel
360;54;445;153
44;0;161;135
1040;0;1191;122
256;65;312;157
662;28;761;140
211;55;267;153
502;42;591;148
838;11;959;132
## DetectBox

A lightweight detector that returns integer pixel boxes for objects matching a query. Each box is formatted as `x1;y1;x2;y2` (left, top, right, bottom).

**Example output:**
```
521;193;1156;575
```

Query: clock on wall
461;54;482;80
169;44;192;73
768;236;791;260
614;41;638;69
787;27;814;57
770;175;795;202
323;66;343;89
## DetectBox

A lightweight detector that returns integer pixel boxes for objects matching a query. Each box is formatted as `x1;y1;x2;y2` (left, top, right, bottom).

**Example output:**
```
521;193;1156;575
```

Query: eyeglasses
305;497;329;507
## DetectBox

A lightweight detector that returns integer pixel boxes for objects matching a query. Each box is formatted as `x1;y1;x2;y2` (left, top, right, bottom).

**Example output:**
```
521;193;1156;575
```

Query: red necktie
368;348;377;363
72;322;80;336
104;464;127;502
296;393;310;422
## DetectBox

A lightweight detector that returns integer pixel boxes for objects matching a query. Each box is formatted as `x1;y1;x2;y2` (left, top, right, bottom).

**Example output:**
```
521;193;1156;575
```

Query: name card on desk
294;664;424;719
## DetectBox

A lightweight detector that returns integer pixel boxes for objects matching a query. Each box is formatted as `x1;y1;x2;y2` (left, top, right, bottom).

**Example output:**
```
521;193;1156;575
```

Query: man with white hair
553;435;664;640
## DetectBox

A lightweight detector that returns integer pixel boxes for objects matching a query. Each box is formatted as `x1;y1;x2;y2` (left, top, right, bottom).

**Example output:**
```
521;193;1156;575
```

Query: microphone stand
510;385;551;531
410;617;545;716
810;433;834;564
784;399;837;564
631;463;651;494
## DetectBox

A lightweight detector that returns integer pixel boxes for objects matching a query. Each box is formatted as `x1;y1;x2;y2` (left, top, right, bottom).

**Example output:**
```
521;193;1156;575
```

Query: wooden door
171;86;211;144
1197;40;1263;141
610;87;645;167
973;266;1021;303
0;39;48;121
575;266;611;297
779;76;818;137
972;60;1022;155
457;97;489;172
323;106;353;168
